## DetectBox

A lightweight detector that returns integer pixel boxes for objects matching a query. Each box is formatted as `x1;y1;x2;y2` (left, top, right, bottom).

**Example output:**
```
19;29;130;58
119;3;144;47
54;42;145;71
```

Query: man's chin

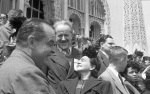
58;44;70;49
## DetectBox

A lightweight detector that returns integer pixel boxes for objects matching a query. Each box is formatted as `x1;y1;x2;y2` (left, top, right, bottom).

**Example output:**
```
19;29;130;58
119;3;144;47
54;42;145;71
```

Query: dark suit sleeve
57;81;69;94
12;67;56;94
100;81;113;94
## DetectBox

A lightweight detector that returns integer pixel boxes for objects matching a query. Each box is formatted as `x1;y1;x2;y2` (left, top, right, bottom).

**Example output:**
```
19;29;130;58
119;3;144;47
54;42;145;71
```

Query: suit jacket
58;77;112;94
0;24;12;42
46;47;81;93
0;49;55;94
100;68;129;94
97;51;110;75
124;80;140;94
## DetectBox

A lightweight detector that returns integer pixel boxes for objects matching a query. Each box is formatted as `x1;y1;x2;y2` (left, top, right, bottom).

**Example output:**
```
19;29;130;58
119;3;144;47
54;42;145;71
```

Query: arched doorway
90;22;101;40
69;13;81;35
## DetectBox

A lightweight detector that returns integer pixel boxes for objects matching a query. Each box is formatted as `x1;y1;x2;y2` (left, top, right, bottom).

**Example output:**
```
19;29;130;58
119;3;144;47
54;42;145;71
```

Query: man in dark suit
97;34;115;75
99;46;130;94
0;18;56;94
46;20;81;93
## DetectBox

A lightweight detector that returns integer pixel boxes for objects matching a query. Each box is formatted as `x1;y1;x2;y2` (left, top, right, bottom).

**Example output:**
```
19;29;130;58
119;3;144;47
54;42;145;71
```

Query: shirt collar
101;50;109;58
108;66;119;78
57;46;72;53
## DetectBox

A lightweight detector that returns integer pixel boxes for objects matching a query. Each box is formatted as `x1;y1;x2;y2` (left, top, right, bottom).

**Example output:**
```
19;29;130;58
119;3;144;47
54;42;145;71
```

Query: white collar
57;46;72;53
101;50;109;58
108;66;119;78
108;66;122;82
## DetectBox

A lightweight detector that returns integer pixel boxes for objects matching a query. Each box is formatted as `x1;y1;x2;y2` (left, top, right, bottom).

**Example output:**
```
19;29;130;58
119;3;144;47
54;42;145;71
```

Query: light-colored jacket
0;49;56;94
100;68;129;94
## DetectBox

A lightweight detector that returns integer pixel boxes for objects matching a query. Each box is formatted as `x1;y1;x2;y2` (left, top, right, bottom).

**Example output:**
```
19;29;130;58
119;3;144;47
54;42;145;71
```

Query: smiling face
32;23;56;68
74;56;95;72
55;24;72;50
0;14;7;25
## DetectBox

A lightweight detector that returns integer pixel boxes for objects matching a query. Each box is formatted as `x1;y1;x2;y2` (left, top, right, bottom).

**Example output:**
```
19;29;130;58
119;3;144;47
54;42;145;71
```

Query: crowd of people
0;9;150;94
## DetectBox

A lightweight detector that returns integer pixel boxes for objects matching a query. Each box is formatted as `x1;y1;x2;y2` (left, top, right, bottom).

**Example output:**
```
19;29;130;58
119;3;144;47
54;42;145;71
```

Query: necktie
118;74;130;94
118;74;124;84
62;48;70;56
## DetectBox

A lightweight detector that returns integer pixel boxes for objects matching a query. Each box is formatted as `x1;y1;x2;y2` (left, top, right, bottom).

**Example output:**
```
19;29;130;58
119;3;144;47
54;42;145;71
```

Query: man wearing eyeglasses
0;9;23;43
0;13;8;27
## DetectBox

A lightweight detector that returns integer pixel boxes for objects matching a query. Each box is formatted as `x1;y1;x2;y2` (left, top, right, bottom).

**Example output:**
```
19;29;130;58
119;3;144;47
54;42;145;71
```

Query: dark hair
9;16;27;39
128;54;134;61
16;18;52;47
99;34;113;43
142;56;150;63
122;60;141;76
95;34;113;49
82;45;100;78
133;49;144;58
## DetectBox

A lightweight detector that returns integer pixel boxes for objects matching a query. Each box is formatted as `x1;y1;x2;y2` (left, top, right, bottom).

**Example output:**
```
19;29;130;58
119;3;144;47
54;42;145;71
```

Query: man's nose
133;72;137;75
62;35;66;41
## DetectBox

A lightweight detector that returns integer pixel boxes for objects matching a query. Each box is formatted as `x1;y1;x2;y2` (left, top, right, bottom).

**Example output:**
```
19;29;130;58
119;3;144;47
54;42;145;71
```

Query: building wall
142;0;150;56
106;0;124;47
1;0;149;55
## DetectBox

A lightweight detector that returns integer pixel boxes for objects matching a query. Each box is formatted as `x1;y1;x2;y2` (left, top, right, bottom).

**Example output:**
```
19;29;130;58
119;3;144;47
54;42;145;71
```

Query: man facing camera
0;18;56;94
46;20;81;93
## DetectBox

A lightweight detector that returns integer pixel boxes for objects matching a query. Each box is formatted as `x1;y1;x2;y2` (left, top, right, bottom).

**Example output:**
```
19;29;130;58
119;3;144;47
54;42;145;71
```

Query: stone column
19;0;25;16
84;0;89;37
64;0;68;19
80;27;84;36
12;0;16;9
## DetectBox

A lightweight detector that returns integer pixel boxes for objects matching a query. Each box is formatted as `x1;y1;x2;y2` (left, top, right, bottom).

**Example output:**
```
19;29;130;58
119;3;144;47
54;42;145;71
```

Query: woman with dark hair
58;45;112;94
1;16;27;61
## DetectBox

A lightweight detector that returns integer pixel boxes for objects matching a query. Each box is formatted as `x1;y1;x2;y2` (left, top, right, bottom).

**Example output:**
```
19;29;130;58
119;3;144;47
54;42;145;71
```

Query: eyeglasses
0;17;6;20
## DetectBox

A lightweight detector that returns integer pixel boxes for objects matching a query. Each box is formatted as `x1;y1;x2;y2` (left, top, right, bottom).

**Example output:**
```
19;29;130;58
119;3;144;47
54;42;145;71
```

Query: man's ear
100;42;104;47
28;35;35;49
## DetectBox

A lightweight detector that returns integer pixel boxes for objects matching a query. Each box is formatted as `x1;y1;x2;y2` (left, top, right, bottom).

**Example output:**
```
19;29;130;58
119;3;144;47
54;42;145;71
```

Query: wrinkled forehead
55;24;72;33
1;14;6;17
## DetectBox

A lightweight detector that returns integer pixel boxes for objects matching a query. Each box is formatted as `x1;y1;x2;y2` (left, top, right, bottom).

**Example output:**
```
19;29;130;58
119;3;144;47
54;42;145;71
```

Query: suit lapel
106;68;127;94
51;47;70;70
64;78;78;94
66;58;75;79
124;81;140;94
99;51;109;67
81;77;101;94
66;47;81;79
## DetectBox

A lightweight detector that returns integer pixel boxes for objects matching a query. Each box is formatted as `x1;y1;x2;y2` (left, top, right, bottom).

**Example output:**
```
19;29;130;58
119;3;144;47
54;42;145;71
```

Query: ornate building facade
0;0;148;55
124;0;148;54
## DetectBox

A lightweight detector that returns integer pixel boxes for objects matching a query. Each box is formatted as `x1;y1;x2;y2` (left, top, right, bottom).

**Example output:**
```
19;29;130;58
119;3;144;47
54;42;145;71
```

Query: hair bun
9;16;27;30
82;46;98;58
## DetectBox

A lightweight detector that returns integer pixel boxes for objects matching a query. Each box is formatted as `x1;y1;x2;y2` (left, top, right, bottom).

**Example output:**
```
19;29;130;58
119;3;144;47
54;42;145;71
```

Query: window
26;0;44;19
70;0;73;7
77;0;80;10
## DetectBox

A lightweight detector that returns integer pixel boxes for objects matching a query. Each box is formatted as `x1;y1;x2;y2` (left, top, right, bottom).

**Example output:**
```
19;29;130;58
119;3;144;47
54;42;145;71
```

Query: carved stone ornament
24;0;30;7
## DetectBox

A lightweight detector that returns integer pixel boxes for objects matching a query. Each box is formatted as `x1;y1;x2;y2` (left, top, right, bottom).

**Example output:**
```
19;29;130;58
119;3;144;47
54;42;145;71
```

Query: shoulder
72;47;80;54
72;47;81;59
100;71;111;80
100;70;109;77
2;54;41;75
